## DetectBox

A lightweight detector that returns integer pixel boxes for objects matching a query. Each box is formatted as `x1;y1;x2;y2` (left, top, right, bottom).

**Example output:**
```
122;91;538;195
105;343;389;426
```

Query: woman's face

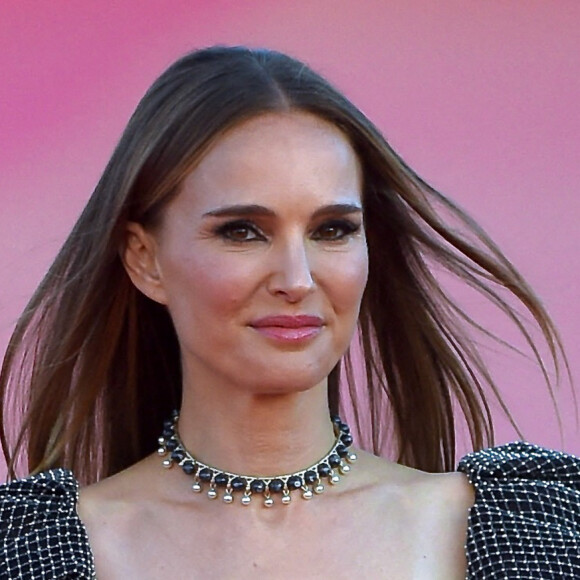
129;111;368;395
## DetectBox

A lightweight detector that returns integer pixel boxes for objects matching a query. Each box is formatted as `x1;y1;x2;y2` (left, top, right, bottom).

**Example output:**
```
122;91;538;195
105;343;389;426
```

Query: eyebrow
203;203;363;219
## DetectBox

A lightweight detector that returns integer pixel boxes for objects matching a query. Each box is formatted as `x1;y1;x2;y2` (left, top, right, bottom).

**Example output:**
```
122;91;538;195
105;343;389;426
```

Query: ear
121;222;168;304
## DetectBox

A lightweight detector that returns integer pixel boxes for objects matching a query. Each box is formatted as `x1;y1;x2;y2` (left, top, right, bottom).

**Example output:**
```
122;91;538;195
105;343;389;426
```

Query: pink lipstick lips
249;315;324;343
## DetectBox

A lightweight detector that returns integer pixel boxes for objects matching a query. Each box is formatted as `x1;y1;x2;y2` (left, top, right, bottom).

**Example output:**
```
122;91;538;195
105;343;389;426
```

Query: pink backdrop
1;1;578;477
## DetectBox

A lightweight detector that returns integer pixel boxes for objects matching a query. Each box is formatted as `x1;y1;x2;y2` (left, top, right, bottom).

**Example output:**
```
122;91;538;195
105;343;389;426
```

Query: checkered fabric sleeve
0;468;96;579
458;442;580;579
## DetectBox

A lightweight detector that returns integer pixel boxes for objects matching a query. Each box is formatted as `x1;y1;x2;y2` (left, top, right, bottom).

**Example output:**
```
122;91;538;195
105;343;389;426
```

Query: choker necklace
158;411;357;507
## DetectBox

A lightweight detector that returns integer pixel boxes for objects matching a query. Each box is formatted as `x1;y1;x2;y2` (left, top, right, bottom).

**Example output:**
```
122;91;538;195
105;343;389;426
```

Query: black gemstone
304;470;317;484
331;415;341;425
171;450;185;462
341;434;354;447
165;439;178;451
231;477;246;491
181;461;196;475
162;428;173;439
198;468;213;482
163;419;174;429
339;422;350;434
328;454;341;468
214;472;228;486
336;444;348;458
250;479;266;493
269;479;284;493
317;463;331;477
287;475;302;489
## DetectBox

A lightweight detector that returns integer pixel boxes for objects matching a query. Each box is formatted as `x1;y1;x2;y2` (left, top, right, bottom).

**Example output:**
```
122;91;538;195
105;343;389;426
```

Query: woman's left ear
120;222;168;304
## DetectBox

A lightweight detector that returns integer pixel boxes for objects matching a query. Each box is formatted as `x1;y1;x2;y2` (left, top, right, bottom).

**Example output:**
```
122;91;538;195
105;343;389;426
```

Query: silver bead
314;484;325;494
264;497;274;508
330;474;340;485
302;489;313;500
162;458;173;469
192;482;202;492
207;488;218;499
157;447;167;456
348;452;357;463
157;436;166;446
223;492;234;504
241;495;252;506
339;464;351;474
281;494;291;505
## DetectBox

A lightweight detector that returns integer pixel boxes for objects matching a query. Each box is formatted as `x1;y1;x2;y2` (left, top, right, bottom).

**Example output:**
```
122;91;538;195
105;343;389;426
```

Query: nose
267;239;316;302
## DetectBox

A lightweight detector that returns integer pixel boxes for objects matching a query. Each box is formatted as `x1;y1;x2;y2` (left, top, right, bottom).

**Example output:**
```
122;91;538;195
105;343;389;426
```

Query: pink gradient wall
1;1;578;477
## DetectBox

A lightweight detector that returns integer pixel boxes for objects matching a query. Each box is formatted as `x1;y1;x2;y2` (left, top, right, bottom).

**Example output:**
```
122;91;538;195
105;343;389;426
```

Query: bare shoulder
356;449;474;495
357;449;474;522
353;451;475;578
78;458;150;518
77;463;140;549
77;455;165;579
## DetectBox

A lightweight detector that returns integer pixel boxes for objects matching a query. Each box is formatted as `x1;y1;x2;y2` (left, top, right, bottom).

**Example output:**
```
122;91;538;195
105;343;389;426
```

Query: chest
89;501;468;580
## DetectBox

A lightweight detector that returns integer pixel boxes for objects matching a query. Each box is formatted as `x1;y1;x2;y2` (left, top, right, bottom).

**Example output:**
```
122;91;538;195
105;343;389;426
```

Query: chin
242;367;330;396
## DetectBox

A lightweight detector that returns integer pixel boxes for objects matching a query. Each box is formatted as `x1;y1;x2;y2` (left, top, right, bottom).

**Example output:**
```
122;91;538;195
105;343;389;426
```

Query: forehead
201;111;356;161
175;111;362;213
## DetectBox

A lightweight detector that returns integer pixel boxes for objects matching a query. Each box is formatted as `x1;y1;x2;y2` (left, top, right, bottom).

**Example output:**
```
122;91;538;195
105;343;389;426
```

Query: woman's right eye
215;221;265;242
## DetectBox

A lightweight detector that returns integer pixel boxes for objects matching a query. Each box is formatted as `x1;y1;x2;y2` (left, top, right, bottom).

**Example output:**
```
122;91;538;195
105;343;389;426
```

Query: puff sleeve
458;442;580;579
0;469;95;579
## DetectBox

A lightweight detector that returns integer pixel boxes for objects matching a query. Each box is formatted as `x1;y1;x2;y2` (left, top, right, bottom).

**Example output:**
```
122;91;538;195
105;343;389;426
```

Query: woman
0;46;578;578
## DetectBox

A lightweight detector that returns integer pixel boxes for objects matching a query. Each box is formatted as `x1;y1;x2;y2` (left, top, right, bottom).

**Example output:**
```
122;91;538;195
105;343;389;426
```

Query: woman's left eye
312;220;361;241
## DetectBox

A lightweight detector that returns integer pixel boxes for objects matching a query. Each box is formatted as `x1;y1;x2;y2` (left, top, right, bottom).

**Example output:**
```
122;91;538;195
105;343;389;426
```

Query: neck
176;378;336;477
158;372;357;508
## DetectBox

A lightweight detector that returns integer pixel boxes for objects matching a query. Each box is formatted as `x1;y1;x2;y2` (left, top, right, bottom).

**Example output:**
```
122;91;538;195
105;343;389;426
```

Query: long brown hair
0;46;568;483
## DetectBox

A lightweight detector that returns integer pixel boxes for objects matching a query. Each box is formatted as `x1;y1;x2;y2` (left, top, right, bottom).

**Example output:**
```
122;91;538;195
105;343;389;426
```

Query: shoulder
457;442;580;578
458;440;580;485
0;469;95;579
357;449;475;517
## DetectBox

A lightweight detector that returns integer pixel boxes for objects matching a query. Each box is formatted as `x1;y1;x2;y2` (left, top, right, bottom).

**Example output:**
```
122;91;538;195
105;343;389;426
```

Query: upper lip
250;315;324;328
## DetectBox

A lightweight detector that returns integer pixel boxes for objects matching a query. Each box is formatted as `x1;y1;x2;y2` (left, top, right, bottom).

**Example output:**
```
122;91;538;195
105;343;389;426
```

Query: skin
78;112;475;579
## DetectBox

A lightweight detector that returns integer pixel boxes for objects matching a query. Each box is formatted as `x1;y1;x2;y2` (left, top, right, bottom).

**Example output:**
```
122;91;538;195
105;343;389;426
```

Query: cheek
322;248;369;314
161;251;259;326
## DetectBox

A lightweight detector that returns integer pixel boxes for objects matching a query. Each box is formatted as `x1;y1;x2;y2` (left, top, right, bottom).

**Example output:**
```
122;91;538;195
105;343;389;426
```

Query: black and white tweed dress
1;442;579;579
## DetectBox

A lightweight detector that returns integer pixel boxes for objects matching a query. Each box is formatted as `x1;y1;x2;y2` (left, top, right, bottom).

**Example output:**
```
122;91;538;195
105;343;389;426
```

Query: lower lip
251;326;322;343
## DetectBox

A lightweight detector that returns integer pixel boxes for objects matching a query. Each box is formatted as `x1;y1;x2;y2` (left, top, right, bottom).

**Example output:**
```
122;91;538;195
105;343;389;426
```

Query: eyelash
214;219;362;243
214;220;265;242
311;219;361;241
